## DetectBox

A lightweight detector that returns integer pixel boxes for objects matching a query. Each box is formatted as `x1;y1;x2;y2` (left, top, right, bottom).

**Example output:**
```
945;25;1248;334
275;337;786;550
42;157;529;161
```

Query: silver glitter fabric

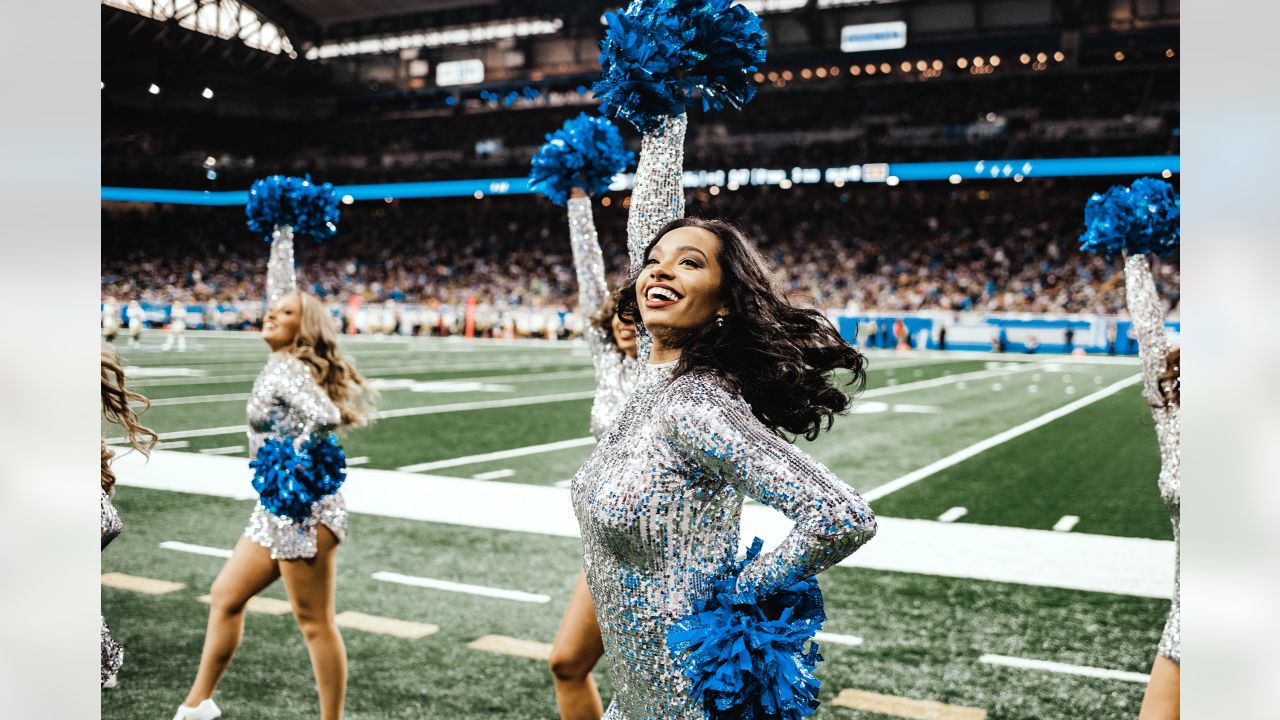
571;114;876;720
101;489;124;687
266;225;297;306
625;114;687;364
568;195;640;438
244;352;347;560
1125;253;1180;665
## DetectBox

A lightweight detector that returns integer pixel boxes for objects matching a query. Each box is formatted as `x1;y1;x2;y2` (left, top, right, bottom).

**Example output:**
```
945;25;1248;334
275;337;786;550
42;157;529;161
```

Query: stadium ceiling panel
276;0;499;27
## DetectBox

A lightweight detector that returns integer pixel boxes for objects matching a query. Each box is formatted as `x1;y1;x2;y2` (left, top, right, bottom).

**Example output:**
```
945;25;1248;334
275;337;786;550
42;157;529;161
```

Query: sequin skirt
244;492;347;560
101;615;123;688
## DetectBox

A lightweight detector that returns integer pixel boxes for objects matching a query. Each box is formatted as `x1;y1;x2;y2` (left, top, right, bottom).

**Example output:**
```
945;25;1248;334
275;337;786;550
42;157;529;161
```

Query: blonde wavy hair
285;292;378;428
101;343;158;493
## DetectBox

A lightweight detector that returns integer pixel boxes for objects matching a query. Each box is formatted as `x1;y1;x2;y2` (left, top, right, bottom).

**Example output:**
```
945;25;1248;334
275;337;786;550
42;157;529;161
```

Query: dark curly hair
617;217;868;440
591;289;633;349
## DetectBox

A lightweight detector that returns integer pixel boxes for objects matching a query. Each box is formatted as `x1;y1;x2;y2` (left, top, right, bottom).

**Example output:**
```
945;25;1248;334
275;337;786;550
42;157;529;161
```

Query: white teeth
647;287;678;302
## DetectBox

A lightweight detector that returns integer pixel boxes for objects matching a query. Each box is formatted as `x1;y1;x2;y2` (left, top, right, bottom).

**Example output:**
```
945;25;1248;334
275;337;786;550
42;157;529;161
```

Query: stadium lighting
989;55;1001;66
1013;174;1024;182
727;181;740;191
1162;169;1172;178
900;61;912;72
973;57;985;68
949;174;962;184
1020;53;1031;64
1114;51;1125;61
206;170;217;180
767;71;779;81
341;194;355;205
1053;51;1065;62
600;196;612;206
932;59;943;71
956;58;969;69
801;68;813;79
306;18;564;59
879;62;891;74
754;72;765;82
886;175;900;186
782;70;794;80
1166;48;1175;58
101;81;105;89
830;66;840;76
709;186;721;195
815;67;828;78
202;87;214;99
473;190;484;199
203;156;216;167
916;60;927;72
833;179;845;188
383;197;393;203
149;83;161;94
1036;52;1048;63
864;64;876;74
779;179;793;189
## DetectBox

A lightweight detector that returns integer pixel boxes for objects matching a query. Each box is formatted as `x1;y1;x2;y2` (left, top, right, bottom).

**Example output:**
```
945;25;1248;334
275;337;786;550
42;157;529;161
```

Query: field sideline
104;331;1172;719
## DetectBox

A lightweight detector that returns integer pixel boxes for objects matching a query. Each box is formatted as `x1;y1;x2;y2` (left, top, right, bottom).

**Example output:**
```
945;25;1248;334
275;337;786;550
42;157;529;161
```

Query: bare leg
279;525;346;720
1139;654;1179;719
183;537;280;706
549;570;605;720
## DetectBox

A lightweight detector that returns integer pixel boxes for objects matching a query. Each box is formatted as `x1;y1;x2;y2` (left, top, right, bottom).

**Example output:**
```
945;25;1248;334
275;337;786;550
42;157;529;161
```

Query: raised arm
1123;253;1172;405
626;114;687;275
568;192;609;327
266;225;298;306
666;376;876;599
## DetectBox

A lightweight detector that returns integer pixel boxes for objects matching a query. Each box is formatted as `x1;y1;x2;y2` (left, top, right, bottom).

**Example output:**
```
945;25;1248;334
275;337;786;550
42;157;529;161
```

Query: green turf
103;487;1167;720
868;385;1172;539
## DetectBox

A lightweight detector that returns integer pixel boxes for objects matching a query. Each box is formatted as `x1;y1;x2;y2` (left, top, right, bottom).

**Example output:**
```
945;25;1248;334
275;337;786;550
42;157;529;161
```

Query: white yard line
937;507;969;523
107;390;598;443
130;358;589;387
199;446;245;455
372;571;550;603
160;541;233;559
472;469;516;480
978;653;1149;683
814;631;864;647
115;450;1175;598
1053;515;1081;532
346;456;370;466
862;374;1142;502
399;437;597;473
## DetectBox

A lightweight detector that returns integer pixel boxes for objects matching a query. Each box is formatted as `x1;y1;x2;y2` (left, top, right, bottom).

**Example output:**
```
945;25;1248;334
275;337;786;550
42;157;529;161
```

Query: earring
715;316;725;328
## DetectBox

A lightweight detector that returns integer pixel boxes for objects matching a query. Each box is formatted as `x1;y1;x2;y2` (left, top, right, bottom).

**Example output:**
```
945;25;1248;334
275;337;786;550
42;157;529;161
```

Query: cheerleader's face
263;293;302;350
612;314;637;358
638;226;726;339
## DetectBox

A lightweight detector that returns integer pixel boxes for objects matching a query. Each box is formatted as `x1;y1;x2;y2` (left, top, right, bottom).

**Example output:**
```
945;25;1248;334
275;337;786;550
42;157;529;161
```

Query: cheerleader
1129;254;1181;720
100;342;158;688
102;296;120;343
162;300;188;352
173;228;375;720
548;187;639;720
569;114;877;719
126;299;144;347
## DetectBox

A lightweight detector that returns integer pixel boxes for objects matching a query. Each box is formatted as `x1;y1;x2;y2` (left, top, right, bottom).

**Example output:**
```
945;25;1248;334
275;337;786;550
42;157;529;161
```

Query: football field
102;331;1173;719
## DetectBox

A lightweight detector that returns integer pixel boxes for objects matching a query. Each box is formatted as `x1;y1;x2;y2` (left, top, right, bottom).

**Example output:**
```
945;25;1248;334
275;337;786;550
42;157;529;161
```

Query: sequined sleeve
266;225;298;306
665;374;877;598
568;195;612;366
1124;253;1171;408
626;115;687;276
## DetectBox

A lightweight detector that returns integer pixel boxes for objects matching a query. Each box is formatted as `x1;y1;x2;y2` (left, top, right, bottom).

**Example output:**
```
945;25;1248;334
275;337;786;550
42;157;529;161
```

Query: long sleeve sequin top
568;195;640;439
571;115;876;719
101;488;124;687
244;352;346;559
1124;253;1180;664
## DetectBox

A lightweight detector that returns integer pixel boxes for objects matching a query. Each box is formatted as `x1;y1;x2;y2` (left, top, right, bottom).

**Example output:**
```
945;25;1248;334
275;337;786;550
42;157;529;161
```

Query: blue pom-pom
593;0;768;132
529;113;635;206
249;433;347;522
1079;176;1179;258
246;175;341;241
667;538;826;720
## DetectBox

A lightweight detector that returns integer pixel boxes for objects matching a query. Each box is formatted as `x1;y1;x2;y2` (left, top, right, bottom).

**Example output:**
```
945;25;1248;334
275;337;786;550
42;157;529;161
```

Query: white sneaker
172;698;221;720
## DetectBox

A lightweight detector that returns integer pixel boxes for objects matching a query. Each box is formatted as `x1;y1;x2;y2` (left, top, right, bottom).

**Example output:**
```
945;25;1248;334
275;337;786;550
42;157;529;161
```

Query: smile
644;283;683;308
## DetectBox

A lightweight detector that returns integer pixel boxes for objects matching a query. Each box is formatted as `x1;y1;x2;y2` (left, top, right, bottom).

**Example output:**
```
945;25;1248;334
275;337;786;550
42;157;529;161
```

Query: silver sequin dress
101;488;124;688
570;116;878;720
243;229;347;560
568;195;640;438
1124;253;1180;665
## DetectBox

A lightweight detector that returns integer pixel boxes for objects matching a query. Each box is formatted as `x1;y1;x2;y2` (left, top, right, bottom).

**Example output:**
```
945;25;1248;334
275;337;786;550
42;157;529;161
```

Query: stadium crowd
102;178;1180;337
